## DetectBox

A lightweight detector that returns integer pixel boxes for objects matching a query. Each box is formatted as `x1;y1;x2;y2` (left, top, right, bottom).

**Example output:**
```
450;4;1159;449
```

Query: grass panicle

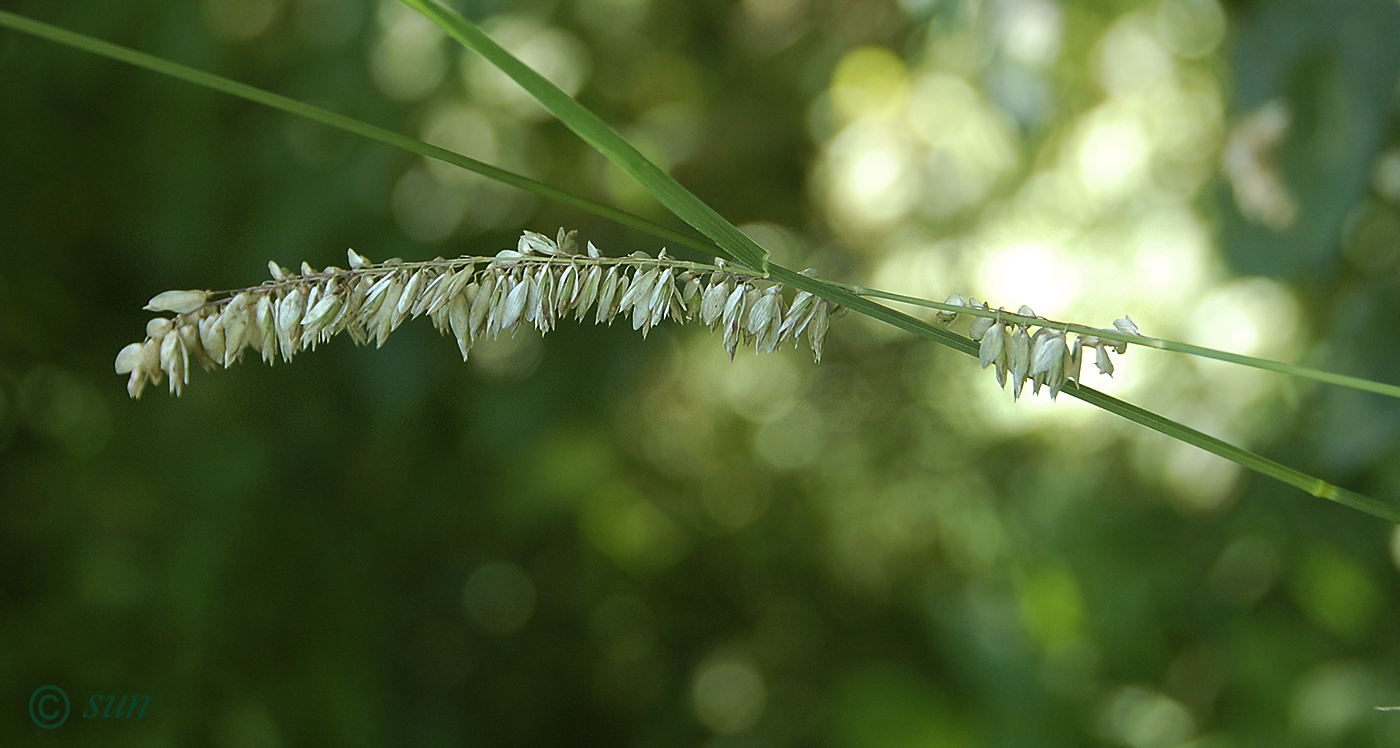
115;230;838;398
935;295;1140;401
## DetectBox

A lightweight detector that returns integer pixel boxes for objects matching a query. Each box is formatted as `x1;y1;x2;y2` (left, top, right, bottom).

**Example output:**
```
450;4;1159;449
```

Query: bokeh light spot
370;1;446;101
581;484;690;574
1291;546;1378;639
997;0;1062;67
1099;686;1195;748
1374;148;1400;204
204;0;282;42
1291;662;1378;742
723;353;799;424
830;46;910;121
1155;0;1226;59
464;18;591;121
18;366;111;457
391;166;466;242
1018;564;1083;653
698;463;772;532
421;103;499;187
976;240;1080;315
691;653;767;734
462;561;537;635
1187;277;1301;361
1094;14;1173;97
754;400;825;470
469;331;545;380
1075;111;1150;200
1209;535;1280;608
826;122;920;229
1162;441;1240;513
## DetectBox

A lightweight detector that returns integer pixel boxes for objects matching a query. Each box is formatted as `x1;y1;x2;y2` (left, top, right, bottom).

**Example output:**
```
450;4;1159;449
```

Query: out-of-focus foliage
3;0;1400;745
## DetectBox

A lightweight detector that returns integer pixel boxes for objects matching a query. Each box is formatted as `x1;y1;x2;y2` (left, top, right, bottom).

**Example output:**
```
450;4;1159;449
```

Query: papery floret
979;322;1006;370
935;294;964;326
144;290;209;314
115;343;143;375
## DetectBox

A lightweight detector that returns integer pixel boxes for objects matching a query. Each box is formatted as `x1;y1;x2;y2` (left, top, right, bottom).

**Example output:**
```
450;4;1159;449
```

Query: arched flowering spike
941;295;1143;401
115;229;841;398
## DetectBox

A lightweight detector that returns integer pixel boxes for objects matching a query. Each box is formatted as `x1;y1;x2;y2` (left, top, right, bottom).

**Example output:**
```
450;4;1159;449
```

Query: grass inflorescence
114;229;839;398
933;294;1141;401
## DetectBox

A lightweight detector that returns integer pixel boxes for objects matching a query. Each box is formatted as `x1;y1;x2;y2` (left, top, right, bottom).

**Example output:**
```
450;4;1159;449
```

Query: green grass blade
1065;381;1400;521
395;0;770;273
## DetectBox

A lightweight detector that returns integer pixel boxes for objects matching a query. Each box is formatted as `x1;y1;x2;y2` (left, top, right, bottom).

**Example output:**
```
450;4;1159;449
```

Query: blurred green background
4;0;1400;745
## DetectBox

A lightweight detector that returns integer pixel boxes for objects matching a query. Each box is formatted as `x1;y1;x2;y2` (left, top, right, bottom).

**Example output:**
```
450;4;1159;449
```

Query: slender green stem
1065;382;1400;521
847;284;1400;400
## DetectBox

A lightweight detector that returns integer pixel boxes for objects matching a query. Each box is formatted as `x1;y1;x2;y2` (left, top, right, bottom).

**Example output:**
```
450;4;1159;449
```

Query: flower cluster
115;230;840;398
936;295;1140;400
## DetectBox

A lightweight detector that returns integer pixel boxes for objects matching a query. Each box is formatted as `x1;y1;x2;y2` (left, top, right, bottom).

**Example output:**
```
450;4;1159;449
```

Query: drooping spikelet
937;295;1142;401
